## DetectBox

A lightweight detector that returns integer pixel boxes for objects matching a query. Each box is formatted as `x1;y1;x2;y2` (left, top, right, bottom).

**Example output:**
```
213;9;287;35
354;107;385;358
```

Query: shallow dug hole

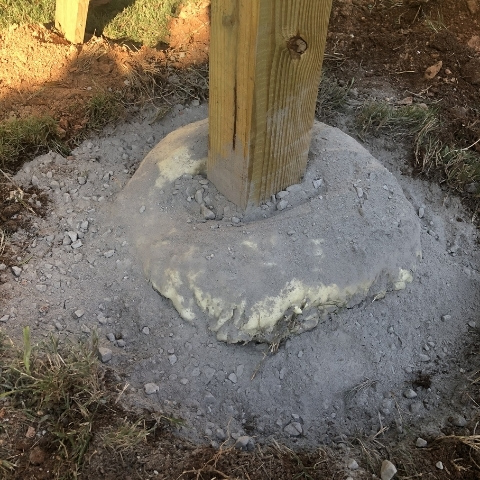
1;104;480;457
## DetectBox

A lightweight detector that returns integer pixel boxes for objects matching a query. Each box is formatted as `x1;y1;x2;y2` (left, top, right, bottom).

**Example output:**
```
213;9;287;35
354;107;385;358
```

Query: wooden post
208;0;333;210
55;0;90;44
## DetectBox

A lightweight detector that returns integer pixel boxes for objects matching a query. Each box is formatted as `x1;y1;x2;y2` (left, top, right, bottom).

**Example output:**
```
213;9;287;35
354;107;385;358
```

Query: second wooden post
208;0;333;210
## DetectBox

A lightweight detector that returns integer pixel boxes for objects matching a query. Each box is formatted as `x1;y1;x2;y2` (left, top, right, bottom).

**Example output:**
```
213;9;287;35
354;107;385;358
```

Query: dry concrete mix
1;102;480;452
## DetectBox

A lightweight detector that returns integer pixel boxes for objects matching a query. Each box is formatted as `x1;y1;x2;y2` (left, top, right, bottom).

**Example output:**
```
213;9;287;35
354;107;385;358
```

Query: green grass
356;101;480;197
0;329;105;476
0;0;182;47
316;73;352;120
91;0;182;47
0;0;55;31
0;116;63;172
86;91;125;131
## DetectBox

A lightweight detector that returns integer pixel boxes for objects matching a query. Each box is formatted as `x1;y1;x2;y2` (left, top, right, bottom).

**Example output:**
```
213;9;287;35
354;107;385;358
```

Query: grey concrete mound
114;119;422;343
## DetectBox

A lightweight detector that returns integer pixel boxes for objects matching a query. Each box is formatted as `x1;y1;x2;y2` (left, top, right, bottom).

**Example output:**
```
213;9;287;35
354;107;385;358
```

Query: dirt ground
1;1;480;479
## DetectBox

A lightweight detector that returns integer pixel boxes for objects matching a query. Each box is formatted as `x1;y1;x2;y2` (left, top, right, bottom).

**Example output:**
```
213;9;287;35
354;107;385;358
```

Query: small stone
403;389;417;399
168;354;177;365
216;428;226;440
419;354;430;362
74;309;85;318
436;461;444;470
276;190;289;199
31;175;39;186
277;199;288;211
234;436;255;451
117;339;126;347
35;284;47;292
284;422;303;436
180;378;189;385
139;205;146;213
26;426;36;438
228;373;238;384
441;314;451;321
355;186;364;198
11;266;22;277
204;393;216;405
231;216;241;224
0;315;10;322
0;263;6;271
191;99;200;107
71;239;83;249
468;321;476;328
144;382;159;394
195;189;204;204
201;205;216;220
77;176;87;185
313;178;323;189
54;321;63;330
106;332;116;342
104;250;115;258
142;326;150;335
418;207;425;218
416;437;428;448
380;459;397;480
450;414;467;427
81;324;91;334
347;459;359;470
98;347;112;363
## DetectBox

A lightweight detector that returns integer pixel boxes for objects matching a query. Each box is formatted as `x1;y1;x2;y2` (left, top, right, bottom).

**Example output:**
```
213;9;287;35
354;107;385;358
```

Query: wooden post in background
208;0;333;210
55;0;90;44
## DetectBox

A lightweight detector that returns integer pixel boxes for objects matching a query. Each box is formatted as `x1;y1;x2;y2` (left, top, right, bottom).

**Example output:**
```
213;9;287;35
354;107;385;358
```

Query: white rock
228;373;238;384
104;250;115;258
144;382;159;394
277;199;288;211
74;309;85;318
347;459;359;470
403;389;417;399
71;240;83;249
416;437;427;447
11;266;22;277
284;422;303;436
436;461;443;470
380;459;397;480
98;347;112;363
0;315;10;322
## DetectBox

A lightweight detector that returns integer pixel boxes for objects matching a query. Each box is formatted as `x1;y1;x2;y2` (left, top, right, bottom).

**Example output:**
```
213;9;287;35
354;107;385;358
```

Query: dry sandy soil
1;1;480;479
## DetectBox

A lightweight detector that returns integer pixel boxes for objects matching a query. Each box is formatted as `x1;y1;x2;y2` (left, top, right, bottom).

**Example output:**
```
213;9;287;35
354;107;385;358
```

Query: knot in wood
287;36;308;59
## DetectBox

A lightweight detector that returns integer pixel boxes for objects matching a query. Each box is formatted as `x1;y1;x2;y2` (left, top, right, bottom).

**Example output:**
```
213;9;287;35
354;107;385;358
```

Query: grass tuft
100;0;182;47
356;101;435;139
0;0;55;31
316;73;352;120
86;91;126;132
0;116;63;172
0;331;105;475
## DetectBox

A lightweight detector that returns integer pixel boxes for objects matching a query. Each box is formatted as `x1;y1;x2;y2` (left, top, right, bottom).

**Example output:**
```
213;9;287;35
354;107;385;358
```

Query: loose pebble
380;459;397;480
74;309;85;318
169;354;177;365
277;199;288;211
11;266;22;277
234;436;255;451
144;382;159;394
436;461;444;470
104;250;115;258
347;459;359;470
403;389;417;399
98;347;112;363
228;373;237;384
284;422;303;436
450;414;467;427
416;437;427;448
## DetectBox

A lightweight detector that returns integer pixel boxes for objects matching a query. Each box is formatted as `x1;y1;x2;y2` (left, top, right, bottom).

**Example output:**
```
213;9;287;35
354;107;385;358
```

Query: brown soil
327;0;480;153
1;1;480;479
